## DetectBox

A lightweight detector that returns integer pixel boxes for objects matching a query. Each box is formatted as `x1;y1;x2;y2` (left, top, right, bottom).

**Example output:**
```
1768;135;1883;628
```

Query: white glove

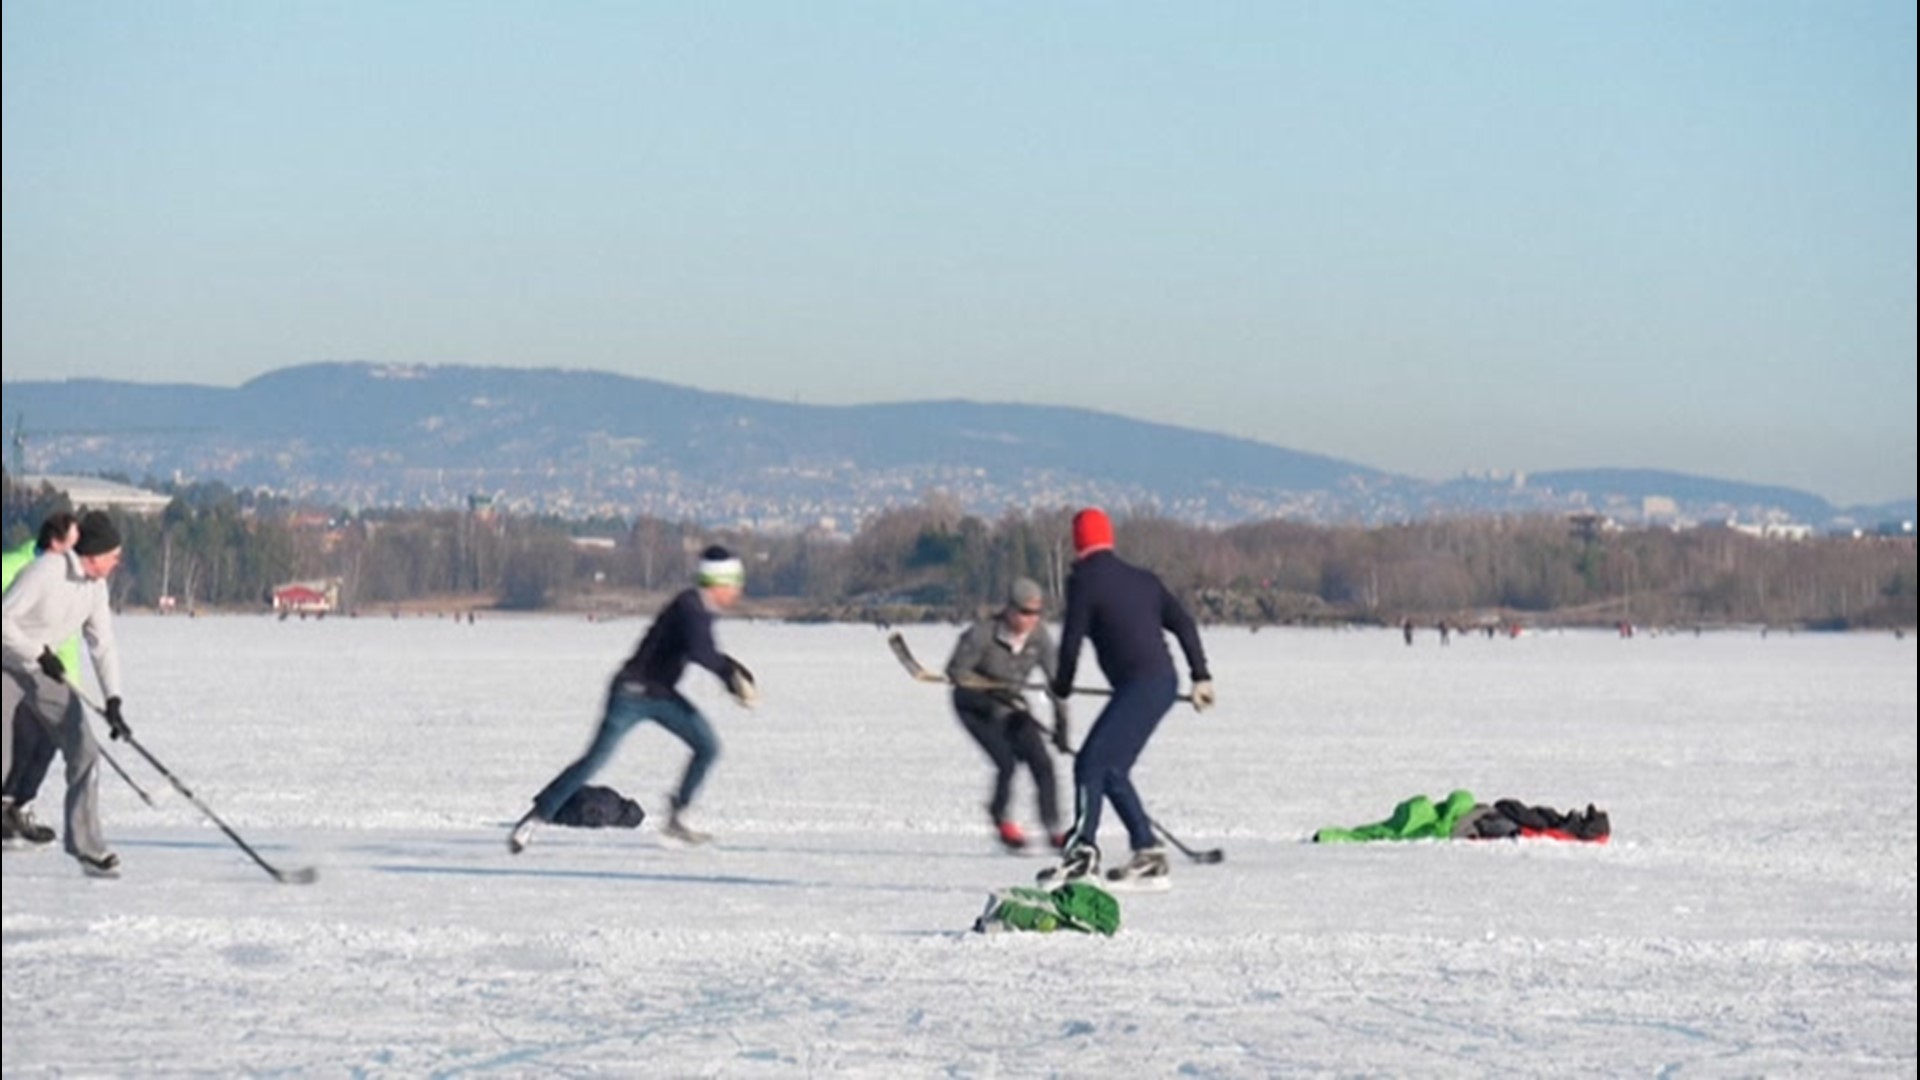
1191;679;1215;713
727;658;760;709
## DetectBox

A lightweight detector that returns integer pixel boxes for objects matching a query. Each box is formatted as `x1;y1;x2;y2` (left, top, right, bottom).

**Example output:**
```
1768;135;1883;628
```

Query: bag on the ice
1050;881;1121;935
550;785;647;829
973;882;1121;936
985;887;1065;932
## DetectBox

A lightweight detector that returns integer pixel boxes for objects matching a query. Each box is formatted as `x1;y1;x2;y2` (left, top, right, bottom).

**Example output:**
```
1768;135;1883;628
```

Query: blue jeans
533;684;720;821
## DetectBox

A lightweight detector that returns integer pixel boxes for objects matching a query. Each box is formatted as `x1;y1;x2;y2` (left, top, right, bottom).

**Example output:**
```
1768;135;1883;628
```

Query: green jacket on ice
1312;789;1483;843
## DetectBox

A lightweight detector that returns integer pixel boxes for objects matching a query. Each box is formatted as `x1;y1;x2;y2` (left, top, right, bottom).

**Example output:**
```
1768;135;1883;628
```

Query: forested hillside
4;476;1911;630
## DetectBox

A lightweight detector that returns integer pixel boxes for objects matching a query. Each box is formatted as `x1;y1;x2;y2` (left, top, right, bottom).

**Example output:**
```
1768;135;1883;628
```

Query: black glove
1050;703;1072;753
37;648;66;682
104;696;131;742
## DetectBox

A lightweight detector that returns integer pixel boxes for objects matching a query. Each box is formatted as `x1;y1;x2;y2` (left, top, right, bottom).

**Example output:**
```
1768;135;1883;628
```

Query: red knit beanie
1072;508;1114;557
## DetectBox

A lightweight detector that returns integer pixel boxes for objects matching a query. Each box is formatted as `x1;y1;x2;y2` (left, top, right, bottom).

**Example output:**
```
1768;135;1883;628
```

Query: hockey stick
98;743;157;808
70;686;318;885
885;632;1223;864
1146;818;1226;864
887;631;1081;695
887;632;1195;703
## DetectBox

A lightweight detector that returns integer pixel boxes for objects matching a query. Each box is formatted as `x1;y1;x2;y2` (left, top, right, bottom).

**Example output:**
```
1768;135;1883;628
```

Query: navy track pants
1065;674;1177;852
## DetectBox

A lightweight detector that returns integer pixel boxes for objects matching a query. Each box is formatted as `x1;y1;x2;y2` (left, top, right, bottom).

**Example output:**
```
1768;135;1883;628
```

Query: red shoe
996;820;1029;851
1049;831;1070;850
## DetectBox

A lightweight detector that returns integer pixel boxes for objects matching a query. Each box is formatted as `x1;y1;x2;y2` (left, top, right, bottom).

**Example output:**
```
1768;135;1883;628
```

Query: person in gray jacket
0;510;131;877
946;578;1070;852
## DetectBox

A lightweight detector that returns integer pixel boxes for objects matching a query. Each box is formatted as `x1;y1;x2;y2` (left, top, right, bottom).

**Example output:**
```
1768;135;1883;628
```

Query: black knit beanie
73;511;122;556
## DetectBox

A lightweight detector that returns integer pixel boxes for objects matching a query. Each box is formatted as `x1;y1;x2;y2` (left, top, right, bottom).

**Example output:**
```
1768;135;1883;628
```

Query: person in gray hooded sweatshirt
0;510;132;877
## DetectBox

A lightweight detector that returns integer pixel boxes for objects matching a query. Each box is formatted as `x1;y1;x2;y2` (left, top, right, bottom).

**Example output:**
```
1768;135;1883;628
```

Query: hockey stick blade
886;632;949;683
1151;820;1226;865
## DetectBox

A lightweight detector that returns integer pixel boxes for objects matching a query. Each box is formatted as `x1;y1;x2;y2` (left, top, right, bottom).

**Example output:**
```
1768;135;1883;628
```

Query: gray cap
1007;577;1044;613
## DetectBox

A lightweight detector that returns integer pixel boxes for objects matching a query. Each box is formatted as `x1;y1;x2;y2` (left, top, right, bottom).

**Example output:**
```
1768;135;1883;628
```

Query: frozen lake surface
4;615;1915;1076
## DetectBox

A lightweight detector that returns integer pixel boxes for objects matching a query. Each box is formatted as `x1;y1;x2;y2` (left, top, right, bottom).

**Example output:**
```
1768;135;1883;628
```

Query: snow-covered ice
4;616;1915;1076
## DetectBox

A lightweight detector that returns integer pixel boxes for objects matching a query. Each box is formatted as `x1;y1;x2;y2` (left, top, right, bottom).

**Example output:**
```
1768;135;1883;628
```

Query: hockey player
946;577;1070;851
509;545;757;852
1039;508;1214;889
1;511;79;848
0;510;134;877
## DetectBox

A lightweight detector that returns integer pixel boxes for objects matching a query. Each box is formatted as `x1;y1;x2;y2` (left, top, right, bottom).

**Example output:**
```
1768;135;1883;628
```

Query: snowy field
4;615;1915;1077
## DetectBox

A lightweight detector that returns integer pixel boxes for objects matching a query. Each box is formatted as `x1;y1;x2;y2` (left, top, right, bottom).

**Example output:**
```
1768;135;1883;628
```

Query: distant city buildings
13;462;1876;546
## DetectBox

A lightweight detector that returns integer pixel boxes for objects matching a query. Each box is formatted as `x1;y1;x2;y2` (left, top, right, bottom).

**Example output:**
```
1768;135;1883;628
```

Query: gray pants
0;663;109;861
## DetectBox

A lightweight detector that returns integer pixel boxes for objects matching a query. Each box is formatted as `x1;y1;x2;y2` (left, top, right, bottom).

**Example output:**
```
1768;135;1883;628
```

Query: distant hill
1523;469;1830;524
5;362;1906;531
1517;469;1912;532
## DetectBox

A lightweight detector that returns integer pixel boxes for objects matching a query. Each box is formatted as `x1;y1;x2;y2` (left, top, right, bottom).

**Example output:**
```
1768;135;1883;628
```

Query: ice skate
507;809;540;854
76;850;121;879
996;819;1029;853
1035;841;1098;886
1103;845;1171;891
2;799;57;849
662;798;712;845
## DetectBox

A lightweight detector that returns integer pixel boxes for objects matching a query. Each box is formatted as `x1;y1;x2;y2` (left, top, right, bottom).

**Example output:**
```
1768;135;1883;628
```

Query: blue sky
3;3;1913;506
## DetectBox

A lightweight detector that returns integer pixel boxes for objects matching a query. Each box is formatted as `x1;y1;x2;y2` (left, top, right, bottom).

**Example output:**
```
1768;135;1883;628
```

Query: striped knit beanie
697;545;745;588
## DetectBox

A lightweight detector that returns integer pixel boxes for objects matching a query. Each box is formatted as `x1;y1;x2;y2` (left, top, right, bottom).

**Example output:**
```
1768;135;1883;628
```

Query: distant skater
509;546;757;853
946;578;1070;852
1040;508;1213;889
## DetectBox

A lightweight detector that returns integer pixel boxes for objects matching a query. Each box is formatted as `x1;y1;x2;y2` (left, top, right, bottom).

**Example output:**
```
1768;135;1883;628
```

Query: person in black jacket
946;577;1069;852
1040;508;1214;888
509;546;757;853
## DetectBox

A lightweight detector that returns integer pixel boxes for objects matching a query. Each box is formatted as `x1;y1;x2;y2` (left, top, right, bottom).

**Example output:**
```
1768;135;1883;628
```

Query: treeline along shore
5;475;1913;631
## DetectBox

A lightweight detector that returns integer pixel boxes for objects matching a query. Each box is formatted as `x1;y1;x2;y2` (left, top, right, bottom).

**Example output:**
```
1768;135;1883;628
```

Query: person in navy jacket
1040;508;1214;888
509;546;757;853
